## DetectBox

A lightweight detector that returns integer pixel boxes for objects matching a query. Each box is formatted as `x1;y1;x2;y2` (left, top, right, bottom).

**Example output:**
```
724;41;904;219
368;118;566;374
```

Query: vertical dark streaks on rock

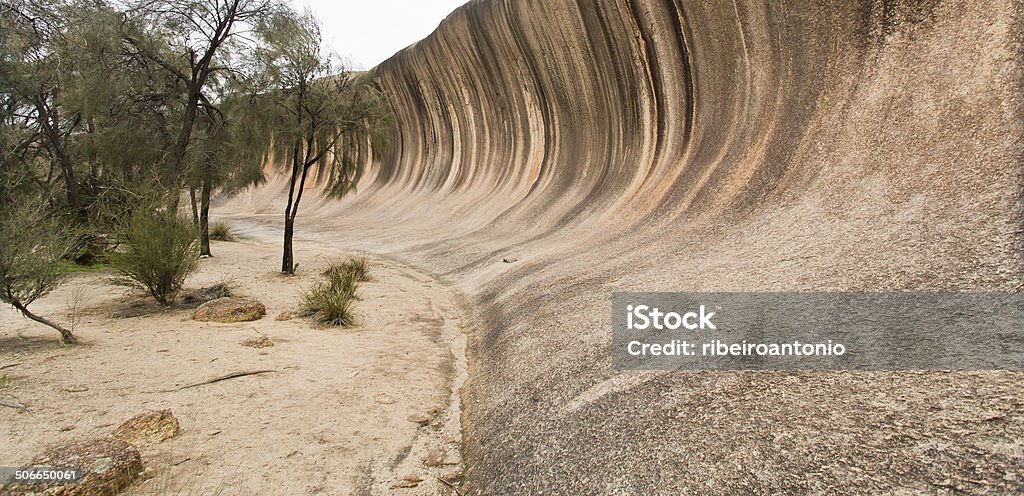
246;1;1024;492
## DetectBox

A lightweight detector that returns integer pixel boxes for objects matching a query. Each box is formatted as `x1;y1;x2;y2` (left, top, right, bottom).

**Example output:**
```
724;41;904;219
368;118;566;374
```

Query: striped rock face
227;0;1024;493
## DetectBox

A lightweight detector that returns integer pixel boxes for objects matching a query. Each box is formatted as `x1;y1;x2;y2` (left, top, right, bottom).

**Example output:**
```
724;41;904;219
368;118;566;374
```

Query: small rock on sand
193;297;266;323
241;335;274;348
112;409;180;447
275;311;293;321
375;394;397;405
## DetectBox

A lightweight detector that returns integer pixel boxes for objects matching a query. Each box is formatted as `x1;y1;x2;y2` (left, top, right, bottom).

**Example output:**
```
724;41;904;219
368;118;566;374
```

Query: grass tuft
323;256;372;283
181;280;235;306
208;221;235;242
301;265;360;327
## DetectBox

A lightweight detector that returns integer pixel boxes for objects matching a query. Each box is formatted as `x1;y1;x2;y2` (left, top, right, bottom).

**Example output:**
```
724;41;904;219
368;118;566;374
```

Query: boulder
192;297;265;323
111;410;179;447
0;438;142;496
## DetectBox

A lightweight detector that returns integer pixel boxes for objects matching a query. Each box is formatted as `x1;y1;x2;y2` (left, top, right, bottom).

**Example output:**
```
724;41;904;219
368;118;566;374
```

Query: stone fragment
111;410;179;447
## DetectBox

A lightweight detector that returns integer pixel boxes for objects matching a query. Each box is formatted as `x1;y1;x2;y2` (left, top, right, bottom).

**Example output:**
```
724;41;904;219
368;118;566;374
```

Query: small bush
323;256;371;283
110;210;199;306
208;221;235;242
300;267;359;326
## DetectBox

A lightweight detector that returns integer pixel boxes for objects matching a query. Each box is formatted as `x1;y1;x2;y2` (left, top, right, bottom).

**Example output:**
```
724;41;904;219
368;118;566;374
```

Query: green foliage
61;263;110;274
0;202;74;308
300;263;360;326
109;210;199;306
253;8;391;195
0;198;79;342
209;221;235;241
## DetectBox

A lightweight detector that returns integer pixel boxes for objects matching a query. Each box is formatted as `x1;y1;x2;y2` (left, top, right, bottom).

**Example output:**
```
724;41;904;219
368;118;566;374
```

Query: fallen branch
436;476;464;496
173;369;277;391
0;362;21;371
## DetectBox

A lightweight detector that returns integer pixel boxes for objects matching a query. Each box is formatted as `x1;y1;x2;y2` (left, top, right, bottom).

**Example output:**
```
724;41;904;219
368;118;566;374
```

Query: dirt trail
0;235;469;495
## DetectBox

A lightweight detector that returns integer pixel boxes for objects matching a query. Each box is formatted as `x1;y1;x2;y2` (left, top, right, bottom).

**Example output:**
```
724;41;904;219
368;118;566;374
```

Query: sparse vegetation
135;447;231;496
300;262;361;326
323;256;372;282
109;210;199;306
208;221;235;242
181;280;235;305
65;285;89;335
205;281;234;299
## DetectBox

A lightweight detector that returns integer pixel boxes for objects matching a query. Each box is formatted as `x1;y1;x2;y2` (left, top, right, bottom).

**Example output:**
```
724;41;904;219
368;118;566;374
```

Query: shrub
300;267;359;326
0;201;78;343
110;210;199;306
323;256;371;283
208;221;235;242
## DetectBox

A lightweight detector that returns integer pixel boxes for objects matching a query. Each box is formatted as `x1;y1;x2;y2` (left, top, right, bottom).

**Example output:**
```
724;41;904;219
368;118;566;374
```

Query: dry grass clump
322;255;371;282
208;221;235;242
301;263;361;327
181;280;235;305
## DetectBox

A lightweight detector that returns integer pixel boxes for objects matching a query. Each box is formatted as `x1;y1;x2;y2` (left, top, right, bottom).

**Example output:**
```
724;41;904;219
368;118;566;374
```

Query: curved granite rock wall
228;0;1024;492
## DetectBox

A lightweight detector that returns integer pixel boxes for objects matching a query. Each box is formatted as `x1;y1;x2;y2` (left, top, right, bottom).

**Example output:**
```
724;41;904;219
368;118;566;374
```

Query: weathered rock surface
0;438;143;496
111;410;179;447
193;297;266;323
227;0;1024;493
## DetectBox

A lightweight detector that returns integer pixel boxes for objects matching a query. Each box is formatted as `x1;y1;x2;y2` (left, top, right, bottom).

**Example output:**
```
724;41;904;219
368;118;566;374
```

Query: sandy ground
0;234;469;495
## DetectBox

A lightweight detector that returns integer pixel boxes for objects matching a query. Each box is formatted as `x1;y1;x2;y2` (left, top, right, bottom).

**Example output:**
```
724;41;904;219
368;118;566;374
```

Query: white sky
289;0;470;70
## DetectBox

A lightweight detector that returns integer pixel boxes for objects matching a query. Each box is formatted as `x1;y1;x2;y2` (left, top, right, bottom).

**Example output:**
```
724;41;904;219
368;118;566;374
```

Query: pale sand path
0;232;469;495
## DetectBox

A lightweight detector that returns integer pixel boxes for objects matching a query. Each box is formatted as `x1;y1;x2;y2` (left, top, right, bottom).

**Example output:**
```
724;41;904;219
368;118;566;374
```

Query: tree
1;0;175;246
0;198;77;344
122;0;274;254
0;0;86;221
255;8;388;274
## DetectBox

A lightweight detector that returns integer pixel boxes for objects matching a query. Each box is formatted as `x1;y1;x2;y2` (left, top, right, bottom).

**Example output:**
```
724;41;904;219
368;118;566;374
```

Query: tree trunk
166;88;201;212
11;300;77;344
282;215;295;274
281;132;304;274
34;100;84;223
199;176;212;257
57;150;83;222
189;186;199;225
